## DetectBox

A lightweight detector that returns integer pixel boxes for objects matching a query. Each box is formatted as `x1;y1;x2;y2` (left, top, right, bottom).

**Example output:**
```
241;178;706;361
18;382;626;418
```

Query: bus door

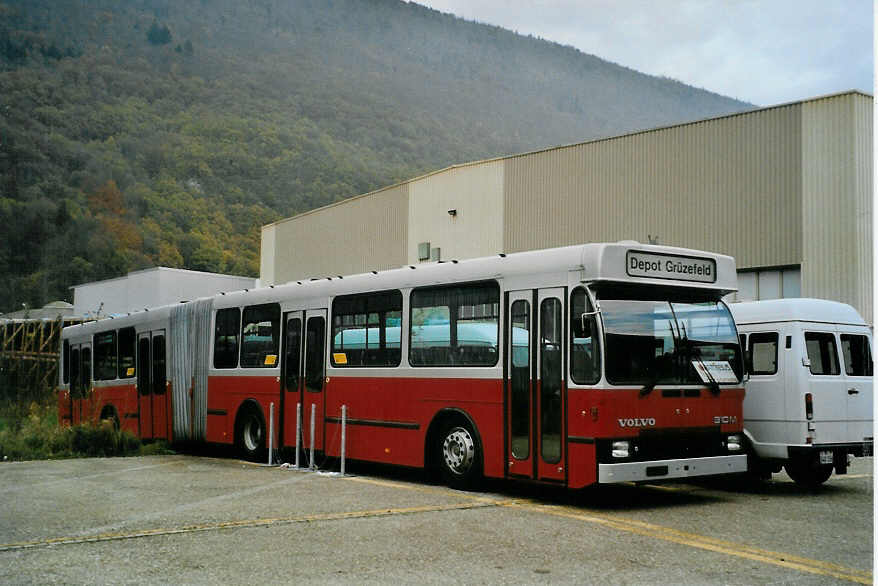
281;311;304;448
302;310;327;455
69;343;91;425
281;309;327;458
151;332;168;440
137;333;153;439
138;331;168;440
506;288;566;481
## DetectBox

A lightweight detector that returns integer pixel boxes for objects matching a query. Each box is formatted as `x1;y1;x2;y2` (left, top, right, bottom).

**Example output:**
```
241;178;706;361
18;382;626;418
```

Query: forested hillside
0;0;751;313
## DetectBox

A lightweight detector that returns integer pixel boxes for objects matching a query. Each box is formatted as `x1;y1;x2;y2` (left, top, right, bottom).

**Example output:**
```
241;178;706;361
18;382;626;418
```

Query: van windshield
600;299;742;386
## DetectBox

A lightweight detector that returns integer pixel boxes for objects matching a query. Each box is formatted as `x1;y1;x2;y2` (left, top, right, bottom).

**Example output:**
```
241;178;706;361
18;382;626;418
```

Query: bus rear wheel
785;458;833;488
235;404;266;462
437;421;482;490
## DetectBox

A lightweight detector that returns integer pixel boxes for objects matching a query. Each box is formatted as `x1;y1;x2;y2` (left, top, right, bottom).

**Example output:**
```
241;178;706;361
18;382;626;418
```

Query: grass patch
0;401;145;461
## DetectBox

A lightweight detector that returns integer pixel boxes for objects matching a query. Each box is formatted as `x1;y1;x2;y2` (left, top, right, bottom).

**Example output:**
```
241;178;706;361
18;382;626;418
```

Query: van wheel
785;458;833;488
437;421;482;490
235;404;266;462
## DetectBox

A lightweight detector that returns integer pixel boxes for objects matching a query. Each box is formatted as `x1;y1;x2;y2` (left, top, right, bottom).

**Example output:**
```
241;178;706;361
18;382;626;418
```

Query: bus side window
214;308;241;369
748;332;778;375
570;287;600;384
118;327;136;379
240;303;280;368
93;330;117;381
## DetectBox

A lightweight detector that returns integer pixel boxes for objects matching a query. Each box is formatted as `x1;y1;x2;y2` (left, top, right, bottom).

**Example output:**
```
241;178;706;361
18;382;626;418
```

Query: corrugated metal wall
503;104;803;269
407;161;504;263
801;93;873;323
260;92;871;322
264;183;409;284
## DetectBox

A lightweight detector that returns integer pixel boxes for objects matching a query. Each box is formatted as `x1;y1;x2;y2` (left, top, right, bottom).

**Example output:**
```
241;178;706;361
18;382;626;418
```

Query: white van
729;299;873;487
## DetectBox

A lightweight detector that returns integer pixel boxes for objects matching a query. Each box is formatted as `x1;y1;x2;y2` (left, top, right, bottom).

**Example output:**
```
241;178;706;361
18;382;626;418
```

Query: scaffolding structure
0;318;84;404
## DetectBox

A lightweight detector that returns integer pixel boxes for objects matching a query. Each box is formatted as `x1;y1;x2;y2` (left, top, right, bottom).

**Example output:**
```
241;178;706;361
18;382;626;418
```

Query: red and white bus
59;241;747;489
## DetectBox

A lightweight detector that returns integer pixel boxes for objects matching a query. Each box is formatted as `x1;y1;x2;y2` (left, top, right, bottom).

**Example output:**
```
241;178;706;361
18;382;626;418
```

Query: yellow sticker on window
333;353;348;365
127;367;136;376
264;354;278;366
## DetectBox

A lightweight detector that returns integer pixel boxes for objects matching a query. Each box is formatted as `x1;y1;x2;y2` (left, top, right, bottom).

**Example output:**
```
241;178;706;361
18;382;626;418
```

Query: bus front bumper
598;454;747;483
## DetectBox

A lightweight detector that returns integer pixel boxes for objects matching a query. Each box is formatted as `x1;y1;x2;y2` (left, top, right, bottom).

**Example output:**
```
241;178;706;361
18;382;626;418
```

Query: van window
748;332;778;375
804;332;840;375
840;334;873;376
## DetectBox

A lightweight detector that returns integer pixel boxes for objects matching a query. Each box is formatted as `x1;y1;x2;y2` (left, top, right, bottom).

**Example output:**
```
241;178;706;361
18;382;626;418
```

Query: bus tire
785;457;833;488
437;420;482;490
99;406;120;431
235;402;266;462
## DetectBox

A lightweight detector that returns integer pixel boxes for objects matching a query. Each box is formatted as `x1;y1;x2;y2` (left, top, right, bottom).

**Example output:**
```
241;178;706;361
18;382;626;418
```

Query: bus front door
506;288;566;482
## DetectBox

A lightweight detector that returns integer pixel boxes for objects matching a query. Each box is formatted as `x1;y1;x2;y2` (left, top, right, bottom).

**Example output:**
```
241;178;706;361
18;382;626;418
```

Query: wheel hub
443;427;474;475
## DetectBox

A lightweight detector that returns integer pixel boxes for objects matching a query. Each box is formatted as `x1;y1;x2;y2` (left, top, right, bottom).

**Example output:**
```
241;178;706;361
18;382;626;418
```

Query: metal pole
340;405;347;476
268;402;274;466
309;403;316;470
295;402;301;469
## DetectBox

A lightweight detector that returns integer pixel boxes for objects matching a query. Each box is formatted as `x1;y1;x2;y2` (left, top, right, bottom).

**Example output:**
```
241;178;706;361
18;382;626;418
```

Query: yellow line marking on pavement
501;499;872;584
0;501;499;553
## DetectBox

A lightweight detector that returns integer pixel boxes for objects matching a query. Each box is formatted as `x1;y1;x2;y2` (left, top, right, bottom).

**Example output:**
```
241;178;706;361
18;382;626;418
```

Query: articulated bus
59;241;747;489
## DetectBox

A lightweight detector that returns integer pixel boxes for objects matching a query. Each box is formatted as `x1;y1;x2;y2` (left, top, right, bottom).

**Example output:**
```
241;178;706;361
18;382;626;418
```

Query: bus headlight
726;434;742;452
612;441;630;458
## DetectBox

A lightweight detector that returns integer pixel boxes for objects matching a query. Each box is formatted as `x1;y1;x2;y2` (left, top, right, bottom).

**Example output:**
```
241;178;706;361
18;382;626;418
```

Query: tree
147;21;172;45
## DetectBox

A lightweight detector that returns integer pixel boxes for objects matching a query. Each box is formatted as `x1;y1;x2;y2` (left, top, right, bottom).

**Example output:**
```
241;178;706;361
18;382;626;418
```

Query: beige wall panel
408;161;504;262
259;224;276;285
265;184;409;284
503;106;803;268
802;94;873;323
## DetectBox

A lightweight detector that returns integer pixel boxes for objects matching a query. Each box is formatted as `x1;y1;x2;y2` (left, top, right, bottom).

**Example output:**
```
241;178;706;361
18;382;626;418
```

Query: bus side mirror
580;311;598;337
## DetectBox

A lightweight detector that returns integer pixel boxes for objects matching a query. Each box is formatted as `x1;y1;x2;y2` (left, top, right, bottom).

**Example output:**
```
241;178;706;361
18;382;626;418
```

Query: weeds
0;401;146;461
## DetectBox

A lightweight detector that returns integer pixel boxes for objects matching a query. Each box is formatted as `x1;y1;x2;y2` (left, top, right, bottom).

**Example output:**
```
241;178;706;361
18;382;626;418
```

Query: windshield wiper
681;323;721;396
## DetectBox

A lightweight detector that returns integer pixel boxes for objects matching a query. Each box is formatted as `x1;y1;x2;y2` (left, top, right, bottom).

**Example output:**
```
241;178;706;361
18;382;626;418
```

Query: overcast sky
415;0;873;106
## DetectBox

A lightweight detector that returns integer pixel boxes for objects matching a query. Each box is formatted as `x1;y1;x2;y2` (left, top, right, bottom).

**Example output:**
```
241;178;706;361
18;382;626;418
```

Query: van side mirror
801;357;811;367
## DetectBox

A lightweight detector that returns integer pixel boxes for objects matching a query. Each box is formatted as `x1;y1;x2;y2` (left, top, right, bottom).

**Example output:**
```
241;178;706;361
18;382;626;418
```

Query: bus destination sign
626;251;716;283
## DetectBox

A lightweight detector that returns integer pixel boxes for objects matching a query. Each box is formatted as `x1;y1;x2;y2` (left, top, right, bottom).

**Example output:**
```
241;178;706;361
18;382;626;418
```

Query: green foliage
0;401;142;461
147;21;172;46
0;0;751;313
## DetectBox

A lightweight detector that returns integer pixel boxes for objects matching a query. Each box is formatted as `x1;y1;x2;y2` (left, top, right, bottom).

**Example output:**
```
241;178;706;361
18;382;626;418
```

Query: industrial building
71;267;256;318
260;91;873;323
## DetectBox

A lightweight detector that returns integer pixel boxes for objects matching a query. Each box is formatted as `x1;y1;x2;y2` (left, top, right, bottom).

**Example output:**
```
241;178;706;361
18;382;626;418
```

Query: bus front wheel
437;421;482;490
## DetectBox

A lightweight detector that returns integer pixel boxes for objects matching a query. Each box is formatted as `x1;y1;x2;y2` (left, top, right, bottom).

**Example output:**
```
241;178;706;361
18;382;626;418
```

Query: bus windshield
600;299;742;386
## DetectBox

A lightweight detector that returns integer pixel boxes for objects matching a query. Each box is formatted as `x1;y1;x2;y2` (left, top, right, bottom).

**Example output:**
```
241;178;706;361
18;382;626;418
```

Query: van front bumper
598;454;747;483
